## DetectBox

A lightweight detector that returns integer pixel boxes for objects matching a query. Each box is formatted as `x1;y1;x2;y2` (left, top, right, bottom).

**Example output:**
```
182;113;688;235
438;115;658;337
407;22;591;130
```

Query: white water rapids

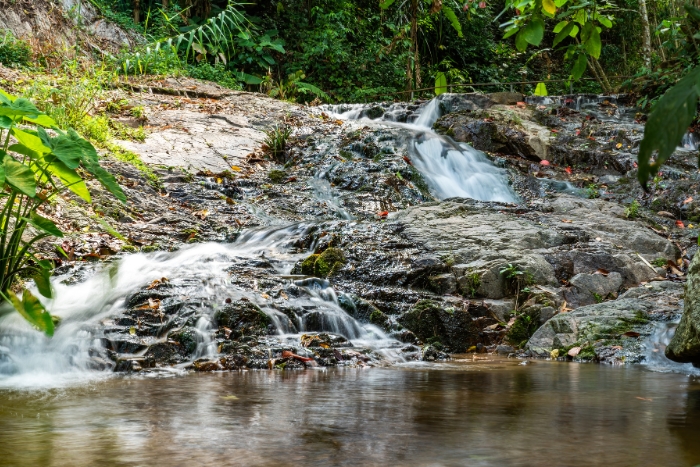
0;224;401;388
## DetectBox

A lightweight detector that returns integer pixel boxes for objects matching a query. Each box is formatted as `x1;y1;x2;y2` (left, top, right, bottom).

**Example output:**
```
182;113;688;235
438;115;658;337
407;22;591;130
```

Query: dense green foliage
0;32;31;68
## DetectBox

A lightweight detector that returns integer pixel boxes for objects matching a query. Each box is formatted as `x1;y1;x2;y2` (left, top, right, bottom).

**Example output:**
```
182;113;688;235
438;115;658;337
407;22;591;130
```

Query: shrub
0;32;31;68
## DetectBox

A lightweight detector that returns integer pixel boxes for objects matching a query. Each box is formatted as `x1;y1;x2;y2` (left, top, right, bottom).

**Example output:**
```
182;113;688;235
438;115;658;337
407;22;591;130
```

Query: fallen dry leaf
568;346;581;357
561;219;573;223
594;268;610;276
635;396;653;402
622;331;641;338
684;197;694;204
676;220;685;229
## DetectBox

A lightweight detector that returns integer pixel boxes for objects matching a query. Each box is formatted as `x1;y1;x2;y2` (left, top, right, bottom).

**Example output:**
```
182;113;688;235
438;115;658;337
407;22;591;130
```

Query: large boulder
526;298;653;356
666;254;700;366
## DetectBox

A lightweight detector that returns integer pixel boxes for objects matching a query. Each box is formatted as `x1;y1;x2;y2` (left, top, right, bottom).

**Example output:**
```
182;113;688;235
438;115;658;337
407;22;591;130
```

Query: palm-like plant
0;88;125;336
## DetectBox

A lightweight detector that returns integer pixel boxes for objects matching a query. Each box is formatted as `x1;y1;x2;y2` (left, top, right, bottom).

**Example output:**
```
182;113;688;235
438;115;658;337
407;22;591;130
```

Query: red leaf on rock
378;211;389;218
540;160;550;166
565;167;572;174
403;156;413;165
676;220;685;229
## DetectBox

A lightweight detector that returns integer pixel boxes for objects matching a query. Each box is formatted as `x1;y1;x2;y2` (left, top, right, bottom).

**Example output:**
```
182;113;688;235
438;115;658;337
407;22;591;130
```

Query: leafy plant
263;125;292;162
266;70;329;102
585;183;600;199
624;199;640;219
0;31;31;68
0;88;126;335
500;263;528;308
499;0;615;86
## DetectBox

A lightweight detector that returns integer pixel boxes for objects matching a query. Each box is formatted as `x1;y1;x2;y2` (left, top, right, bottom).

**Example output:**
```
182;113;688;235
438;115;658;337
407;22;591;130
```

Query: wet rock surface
6;82;696;373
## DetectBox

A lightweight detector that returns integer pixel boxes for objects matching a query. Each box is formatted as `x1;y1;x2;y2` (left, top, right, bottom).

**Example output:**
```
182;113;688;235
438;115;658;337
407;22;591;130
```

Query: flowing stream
324;96;517;202
0;223;401;388
1;95;700;465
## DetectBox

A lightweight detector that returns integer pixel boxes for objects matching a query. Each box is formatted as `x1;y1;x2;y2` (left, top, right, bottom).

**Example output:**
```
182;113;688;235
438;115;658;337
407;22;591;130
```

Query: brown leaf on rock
594;268;610;276
568;346;581;357
622;331;640;338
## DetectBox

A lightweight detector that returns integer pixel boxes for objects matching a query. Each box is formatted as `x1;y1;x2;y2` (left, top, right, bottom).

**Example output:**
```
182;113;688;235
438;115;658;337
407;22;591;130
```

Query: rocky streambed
1;73;698;377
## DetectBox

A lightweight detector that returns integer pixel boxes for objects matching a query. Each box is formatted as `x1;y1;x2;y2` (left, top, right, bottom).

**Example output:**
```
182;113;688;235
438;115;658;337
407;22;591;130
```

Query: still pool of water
1;358;699;467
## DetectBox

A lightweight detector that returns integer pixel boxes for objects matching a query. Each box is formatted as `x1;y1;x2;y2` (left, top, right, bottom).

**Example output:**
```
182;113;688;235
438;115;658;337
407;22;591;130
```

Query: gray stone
496;344;515;354
526;299;654;356
539;306;557;325
566;272;623;306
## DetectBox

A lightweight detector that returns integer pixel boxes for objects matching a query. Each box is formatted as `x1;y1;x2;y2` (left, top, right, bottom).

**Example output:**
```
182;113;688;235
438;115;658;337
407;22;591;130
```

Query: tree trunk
163;0;168;8
134;0;140;23
586;58;606;92
639;0;652;67
592;57;613;93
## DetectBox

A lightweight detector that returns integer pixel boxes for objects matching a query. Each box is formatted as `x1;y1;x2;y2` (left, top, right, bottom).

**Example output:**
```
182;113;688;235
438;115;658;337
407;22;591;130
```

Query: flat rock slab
117;87;300;173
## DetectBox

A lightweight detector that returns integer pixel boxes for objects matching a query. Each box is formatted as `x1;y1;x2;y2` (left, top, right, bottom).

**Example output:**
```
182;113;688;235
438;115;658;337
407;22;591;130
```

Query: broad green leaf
25;212;63;237
554;0;568;6
553;22;575;46
573;9;585;24
7;289;54;337
11;128;50;155
0;116;12;129
502;25;520;39
50;136;84;169
4;157;36;197
522;17;545;46
0;89;15;104
47;160;91;202
570;24;579;37
638;66;700;188
515;29;529;51
23;114;57;128
553;21;569;33
8;144;40;160
435;72;448;95
33;267;53;299
234;72;263;85
543;0;557;15
0;98;41;119
379;0;396;9
571;53;588;79
84;162;126;203
583;24;601;58
442;7;463;38
598;16;612;28
534;82;548;96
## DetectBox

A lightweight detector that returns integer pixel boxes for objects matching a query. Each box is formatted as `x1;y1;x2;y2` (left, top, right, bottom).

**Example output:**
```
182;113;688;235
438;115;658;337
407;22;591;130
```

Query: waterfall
324;96;517;203
643;319;700;375
0;223;403;387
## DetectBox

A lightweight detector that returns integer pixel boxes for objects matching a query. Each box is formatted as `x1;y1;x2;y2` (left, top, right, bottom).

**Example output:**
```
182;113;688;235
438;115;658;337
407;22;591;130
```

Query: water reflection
0;360;699;466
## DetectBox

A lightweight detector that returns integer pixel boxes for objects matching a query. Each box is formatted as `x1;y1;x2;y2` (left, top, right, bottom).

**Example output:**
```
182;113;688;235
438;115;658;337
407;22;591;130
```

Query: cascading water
0;223;403;388
644;319;700;375
324;96;517;203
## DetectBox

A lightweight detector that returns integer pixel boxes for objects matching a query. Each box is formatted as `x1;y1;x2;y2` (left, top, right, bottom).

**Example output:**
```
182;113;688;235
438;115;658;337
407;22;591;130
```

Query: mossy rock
268;169;287;183
168;327;198;355
214;300;270;338
301;254;320;275
315;248;346;277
